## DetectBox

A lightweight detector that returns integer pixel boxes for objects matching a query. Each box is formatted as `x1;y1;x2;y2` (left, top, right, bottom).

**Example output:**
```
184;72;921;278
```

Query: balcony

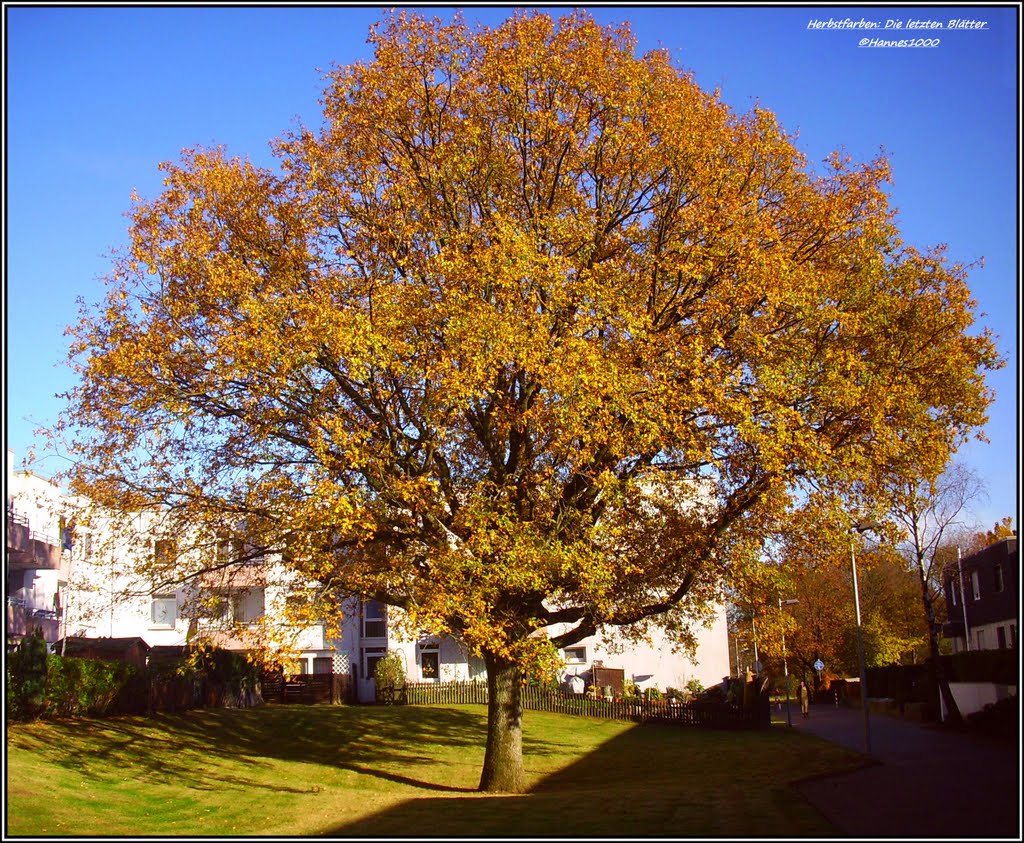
6;599;60;644
6;512;64;571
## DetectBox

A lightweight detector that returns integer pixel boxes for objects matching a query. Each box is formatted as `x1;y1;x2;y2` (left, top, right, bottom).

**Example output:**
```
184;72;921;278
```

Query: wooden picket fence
403;681;762;729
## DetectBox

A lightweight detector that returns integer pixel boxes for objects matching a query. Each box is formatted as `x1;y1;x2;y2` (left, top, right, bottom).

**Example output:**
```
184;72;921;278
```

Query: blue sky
5;3;1019;529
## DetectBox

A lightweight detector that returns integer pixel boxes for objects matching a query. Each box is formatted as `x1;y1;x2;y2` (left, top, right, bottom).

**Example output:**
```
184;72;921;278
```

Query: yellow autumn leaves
58;10;1000;681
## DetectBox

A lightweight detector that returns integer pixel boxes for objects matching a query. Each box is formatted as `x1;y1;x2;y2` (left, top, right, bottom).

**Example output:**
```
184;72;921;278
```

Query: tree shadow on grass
321;722;853;838
7;706;852;836
6;703;564;797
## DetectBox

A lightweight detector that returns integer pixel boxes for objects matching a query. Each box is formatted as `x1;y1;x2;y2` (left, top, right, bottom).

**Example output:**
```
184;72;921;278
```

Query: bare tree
887;463;987;727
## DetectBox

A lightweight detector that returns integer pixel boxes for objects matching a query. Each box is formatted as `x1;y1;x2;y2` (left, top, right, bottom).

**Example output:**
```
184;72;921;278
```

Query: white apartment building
6;448;730;699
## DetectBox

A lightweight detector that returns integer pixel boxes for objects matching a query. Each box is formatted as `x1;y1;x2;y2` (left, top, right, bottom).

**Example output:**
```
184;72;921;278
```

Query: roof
54;636;151;655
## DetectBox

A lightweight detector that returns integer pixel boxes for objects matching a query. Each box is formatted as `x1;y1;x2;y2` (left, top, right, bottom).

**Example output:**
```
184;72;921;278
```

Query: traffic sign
813;659;825;672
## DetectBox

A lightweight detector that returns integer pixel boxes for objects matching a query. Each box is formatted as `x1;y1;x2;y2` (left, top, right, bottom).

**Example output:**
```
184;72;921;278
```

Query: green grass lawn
6;703;865;837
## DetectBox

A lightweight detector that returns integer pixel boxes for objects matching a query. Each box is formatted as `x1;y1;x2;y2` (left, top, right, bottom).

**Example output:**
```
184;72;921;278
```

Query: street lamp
956;545;971;651
849;520;880;756
779;597;799;727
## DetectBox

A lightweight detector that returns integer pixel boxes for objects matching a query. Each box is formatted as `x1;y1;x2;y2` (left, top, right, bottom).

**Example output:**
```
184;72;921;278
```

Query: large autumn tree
57;11;1000;791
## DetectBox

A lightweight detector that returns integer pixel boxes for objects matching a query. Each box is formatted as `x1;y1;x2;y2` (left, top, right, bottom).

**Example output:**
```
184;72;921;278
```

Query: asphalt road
789;702;1020;839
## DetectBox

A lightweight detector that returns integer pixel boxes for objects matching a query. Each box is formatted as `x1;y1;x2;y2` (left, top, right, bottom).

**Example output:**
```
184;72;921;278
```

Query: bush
45;655;136;717
6;638;137;721
966;695;1018;741
374;651;406;702
7;629;50;719
187;644;261;707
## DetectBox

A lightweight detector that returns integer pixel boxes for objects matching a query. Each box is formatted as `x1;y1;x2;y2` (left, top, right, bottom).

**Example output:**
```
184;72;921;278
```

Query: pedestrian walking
798;680;811;718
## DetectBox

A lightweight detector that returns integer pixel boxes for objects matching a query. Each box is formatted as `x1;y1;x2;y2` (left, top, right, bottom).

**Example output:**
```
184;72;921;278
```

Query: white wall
941;682;1018;718
554;605;731;694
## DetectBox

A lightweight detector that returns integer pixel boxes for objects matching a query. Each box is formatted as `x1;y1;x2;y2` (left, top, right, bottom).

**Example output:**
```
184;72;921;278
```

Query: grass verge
6;703;864;837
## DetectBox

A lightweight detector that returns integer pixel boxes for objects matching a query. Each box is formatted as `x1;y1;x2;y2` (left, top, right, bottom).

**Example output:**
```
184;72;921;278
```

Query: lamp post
849;520;880;756
779;597;799;727
957;546;971;651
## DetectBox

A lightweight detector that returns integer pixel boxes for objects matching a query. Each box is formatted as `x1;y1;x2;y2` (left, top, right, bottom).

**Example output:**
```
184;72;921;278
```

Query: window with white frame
971;570;981;600
950;578;959;606
206;588;264;624
236;589;264;623
363;647;387;680
994;563;1004;593
362;599;386;638
563;646;587;664
420;646;440;680
150;594;177;628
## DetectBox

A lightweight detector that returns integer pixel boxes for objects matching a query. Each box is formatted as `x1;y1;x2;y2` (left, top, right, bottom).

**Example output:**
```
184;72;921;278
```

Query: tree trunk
916;563;965;728
479;650;527;793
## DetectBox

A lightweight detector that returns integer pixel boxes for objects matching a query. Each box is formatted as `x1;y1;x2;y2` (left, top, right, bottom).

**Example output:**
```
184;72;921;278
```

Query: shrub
7;629;50;719
966;695;1018;741
186;644;261;707
374;651;406;699
45;655;136;717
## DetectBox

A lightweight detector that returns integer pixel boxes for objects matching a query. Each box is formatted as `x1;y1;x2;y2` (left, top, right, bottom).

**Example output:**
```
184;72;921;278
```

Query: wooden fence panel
260;673;354;705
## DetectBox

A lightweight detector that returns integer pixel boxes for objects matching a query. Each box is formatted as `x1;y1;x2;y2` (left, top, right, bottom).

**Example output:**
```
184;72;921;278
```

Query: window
563;646;587;664
362;599;386;639
994;564;1004;593
950;579;959;606
217;536;244;565
420;650;439;680
206;588;264;624
154;539;177;567
209;593;231;622
233;590;265;624
363;647;387;680
996;626;1007;649
971;570;981;601
150;595;177;628
313;657;334;675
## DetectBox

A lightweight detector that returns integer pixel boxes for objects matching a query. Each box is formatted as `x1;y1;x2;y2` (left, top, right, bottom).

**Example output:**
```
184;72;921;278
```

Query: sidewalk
789;702;1020;839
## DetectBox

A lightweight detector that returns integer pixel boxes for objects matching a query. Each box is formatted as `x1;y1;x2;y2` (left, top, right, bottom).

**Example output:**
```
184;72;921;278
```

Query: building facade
6;448;730;699
941;537;1018;653
6;449;71;649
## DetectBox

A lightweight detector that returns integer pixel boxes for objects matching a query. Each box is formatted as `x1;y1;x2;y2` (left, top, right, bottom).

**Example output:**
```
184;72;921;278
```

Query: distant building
941;536;1018;653
6;449;72;649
